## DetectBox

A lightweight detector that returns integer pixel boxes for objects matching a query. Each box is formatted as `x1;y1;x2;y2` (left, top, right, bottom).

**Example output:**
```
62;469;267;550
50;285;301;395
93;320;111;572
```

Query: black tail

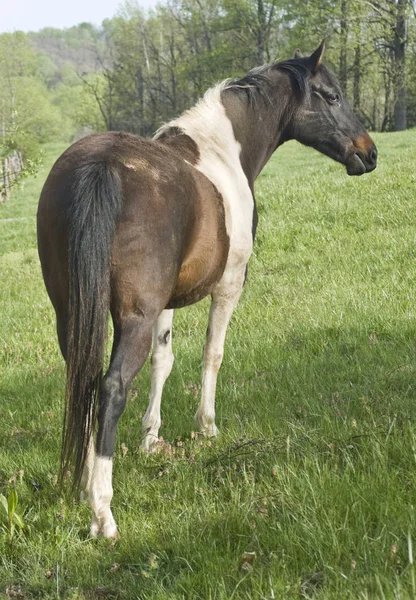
61;161;122;490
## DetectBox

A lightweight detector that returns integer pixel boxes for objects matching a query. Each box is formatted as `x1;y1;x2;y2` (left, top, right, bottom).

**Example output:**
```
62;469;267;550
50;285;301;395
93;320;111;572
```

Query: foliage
1;1;416;162
0;488;26;542
0;32;70;167
77;0;415;134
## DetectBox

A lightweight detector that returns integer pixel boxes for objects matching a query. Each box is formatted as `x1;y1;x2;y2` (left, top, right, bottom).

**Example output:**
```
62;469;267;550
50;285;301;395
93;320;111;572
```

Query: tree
393;0;409;129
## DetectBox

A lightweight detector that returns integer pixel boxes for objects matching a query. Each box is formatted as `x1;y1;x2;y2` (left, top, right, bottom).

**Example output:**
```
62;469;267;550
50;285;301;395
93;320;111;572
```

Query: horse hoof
90;516;119;539
102;522;119;539
90;523;119;539
201;424;219;438
141;434;159;454
90;518;101;538
80;490;89;503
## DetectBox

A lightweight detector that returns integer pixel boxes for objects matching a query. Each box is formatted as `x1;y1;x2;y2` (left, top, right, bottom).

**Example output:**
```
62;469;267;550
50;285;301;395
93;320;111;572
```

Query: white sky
0;0;158;33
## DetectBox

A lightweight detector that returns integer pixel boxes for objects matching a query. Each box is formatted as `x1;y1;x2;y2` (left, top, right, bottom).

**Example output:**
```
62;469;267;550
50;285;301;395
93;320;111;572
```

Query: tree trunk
339;0;348;93
136;66;144;136
353;43;361;112
382;62;392;132
393;0;407;130
256;0;266;65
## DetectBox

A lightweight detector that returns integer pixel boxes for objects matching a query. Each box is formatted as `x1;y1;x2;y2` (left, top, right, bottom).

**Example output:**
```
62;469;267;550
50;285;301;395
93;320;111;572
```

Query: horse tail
61;161;122;490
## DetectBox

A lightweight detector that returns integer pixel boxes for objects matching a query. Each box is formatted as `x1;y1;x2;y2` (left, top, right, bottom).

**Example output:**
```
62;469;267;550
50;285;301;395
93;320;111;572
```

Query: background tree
0;0;415;164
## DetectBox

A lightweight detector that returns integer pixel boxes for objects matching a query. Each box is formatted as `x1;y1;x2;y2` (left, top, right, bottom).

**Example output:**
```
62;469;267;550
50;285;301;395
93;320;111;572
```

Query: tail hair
61;161;122;490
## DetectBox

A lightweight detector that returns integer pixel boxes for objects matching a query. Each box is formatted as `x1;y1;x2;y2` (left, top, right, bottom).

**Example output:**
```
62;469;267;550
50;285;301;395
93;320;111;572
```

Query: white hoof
141;432;159;454
102;519;119;539
90;515;101;538
200;423;220;437
90;513;118;539
196;409;219;438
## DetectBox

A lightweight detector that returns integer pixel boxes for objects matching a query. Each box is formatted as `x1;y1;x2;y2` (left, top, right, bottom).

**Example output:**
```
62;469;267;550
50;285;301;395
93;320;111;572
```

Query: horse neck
164;73;293;191
220;73;294;187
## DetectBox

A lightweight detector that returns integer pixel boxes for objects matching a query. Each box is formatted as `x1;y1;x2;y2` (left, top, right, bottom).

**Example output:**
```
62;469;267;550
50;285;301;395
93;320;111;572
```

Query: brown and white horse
37;42;377;538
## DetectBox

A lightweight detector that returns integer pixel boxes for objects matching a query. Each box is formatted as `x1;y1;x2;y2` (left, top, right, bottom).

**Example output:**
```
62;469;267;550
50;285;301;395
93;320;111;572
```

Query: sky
0;0;158;33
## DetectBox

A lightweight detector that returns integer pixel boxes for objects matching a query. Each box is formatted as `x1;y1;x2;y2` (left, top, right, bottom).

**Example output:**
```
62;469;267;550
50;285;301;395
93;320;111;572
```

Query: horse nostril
369;146;378;164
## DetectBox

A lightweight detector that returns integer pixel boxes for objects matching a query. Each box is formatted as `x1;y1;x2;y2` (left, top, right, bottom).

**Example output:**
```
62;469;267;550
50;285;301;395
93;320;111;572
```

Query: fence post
0;151;22;202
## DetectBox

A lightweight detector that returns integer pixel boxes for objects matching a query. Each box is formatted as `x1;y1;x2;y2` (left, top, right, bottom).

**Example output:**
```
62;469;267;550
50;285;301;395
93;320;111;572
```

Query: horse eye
327;92;340;104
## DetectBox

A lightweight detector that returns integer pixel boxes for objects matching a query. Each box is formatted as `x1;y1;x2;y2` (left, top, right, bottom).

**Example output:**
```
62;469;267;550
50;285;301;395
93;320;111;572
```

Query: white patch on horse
156;84;254;268
89;456;118;538
157;85;254;435
124;157;160;179
142;309;174;452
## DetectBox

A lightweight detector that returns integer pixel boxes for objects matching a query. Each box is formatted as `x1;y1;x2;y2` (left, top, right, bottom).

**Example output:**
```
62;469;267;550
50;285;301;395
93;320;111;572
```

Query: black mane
224;58;322;103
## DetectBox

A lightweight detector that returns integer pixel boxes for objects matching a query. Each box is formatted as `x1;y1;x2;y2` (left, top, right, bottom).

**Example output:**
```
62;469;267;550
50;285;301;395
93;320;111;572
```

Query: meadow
1;130;416;599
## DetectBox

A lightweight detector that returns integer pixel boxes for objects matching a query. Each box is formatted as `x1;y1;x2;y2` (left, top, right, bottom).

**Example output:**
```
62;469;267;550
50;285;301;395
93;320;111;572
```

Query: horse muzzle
347;136;378;176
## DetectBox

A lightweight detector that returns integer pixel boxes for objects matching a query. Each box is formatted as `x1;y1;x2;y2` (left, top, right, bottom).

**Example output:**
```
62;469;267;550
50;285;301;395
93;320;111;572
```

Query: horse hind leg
88;312;154;538
141;309;175;452
80;323;123;503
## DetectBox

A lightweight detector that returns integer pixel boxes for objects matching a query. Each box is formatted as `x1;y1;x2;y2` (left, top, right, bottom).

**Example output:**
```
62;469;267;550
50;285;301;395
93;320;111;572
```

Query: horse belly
167;256;222;308
167;184;229;309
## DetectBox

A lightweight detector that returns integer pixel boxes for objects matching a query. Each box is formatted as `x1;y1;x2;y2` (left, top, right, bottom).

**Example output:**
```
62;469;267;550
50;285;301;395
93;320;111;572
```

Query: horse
37;41;377;538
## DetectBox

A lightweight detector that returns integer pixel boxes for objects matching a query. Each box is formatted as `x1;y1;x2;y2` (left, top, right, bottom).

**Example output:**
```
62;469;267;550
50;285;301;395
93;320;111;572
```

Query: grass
1;131;416;599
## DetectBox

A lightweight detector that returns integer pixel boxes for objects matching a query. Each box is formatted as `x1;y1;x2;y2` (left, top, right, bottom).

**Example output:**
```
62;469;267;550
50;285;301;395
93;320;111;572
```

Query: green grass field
1;131;416;599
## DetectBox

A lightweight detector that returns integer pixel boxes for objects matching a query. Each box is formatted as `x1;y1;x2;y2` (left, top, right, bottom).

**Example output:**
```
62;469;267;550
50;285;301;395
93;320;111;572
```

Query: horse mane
224;58;325;104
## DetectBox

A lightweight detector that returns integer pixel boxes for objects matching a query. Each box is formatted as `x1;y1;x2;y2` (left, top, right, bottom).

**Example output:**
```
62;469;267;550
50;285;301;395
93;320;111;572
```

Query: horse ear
308;40;325;72
293;48;303;59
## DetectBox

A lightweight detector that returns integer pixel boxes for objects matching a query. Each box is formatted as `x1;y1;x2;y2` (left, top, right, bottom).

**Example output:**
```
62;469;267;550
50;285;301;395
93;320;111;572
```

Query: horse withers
37;42;377;538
